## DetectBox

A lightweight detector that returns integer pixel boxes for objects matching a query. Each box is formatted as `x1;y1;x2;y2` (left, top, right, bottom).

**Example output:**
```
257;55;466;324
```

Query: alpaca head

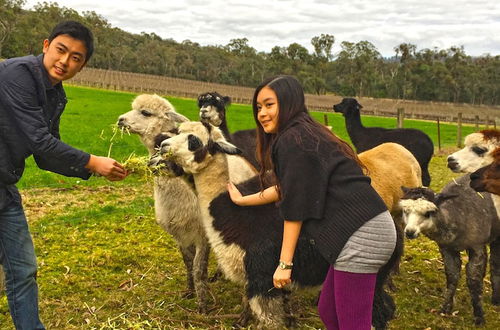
159;121;241;174
399;186;457;239
117;94;188;151
333;98;363;116
470;147;500;194
447;130;500;173
198;92;231;126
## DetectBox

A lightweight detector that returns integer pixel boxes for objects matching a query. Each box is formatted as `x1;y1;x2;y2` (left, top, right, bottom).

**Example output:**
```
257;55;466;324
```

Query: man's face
42;34;87;85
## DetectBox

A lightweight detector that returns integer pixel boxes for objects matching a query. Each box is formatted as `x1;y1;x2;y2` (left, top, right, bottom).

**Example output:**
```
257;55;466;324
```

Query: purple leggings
317;267;377;330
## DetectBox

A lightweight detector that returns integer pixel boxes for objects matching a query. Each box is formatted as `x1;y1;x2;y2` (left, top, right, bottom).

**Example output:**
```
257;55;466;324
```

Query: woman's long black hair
252;75;364;192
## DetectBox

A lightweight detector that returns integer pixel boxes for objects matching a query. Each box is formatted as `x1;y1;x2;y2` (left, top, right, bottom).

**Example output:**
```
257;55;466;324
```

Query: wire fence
71;67;500;125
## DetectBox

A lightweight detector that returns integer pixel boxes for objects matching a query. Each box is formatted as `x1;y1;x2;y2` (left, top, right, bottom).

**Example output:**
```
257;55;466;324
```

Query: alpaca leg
179;244;196;297
235;293;252;327
490;237;500;305
372;243;399;329
248;294;286;329
465;247;487;326
421;167;431;187
193;238;210;313
439;247;462;314
386;213;404;290
282;290;296;328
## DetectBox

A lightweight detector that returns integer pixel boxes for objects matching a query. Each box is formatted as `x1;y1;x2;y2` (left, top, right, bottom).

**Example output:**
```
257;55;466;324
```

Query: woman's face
256;87;279;134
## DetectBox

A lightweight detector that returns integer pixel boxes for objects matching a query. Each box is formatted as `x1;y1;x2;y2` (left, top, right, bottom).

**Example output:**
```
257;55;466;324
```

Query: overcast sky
24;0;500;57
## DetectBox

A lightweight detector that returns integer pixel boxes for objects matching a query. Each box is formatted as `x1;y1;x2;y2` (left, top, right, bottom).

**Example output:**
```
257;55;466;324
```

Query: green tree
311;33;334;61
393;43;417;99
335;41;382;97
0;0;25;57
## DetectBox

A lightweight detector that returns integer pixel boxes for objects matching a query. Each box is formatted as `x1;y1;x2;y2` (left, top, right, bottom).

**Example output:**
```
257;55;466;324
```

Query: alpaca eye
141;110;152;117
188;134;203;151
424;211;435;218
472;146;487;156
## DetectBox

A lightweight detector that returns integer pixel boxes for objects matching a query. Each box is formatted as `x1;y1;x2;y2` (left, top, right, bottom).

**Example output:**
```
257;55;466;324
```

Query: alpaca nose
160;141;171;155
117;117;125;127
199;108;209;118
332;103;342;112
405;229;418;239
447;156;459;171
161;142;169;150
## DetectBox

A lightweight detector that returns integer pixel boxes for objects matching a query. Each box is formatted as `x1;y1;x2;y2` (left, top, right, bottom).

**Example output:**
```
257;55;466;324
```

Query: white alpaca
447;129;500;217
447;130;500;173
117;94;210;312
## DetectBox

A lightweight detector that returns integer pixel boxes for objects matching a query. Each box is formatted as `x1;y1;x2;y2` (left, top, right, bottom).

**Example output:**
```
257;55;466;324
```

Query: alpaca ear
357;101;363;109
401;186;410;194
166;112;189;123
223;96;231;107
154;133;174;149
213;140;241;155
435;192;459;206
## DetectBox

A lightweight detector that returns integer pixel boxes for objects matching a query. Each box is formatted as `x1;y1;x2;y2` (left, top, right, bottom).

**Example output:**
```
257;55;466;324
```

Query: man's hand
85;155;128;181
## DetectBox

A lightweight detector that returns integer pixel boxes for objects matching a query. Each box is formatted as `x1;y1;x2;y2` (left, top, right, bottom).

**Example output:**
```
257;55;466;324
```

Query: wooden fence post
437;117;441;152
486;116;490;129
397;108;405;128
457;113;462;148
323;114;332;130
475;115;479;131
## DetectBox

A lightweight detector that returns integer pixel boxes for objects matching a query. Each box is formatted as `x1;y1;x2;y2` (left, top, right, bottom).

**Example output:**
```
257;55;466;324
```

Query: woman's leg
334;269;377;330
317;266;339;329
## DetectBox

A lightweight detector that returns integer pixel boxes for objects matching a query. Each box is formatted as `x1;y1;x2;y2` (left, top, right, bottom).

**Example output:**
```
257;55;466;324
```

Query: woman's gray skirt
334;210;397;273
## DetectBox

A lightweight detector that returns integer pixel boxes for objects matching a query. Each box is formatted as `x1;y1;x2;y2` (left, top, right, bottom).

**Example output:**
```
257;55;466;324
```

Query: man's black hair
48;21;94;62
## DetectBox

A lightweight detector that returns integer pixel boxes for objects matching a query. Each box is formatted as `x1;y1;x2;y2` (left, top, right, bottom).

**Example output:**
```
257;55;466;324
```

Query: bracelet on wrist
278;260;293;270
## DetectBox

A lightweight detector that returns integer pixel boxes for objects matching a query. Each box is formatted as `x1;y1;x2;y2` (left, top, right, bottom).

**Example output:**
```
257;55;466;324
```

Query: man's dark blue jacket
0;54;91;209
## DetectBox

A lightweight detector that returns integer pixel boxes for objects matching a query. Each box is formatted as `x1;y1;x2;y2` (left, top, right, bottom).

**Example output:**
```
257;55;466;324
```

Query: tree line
1;0;498;105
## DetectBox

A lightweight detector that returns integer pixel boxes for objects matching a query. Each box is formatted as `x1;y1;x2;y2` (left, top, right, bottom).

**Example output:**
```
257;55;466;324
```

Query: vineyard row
71;68;500;125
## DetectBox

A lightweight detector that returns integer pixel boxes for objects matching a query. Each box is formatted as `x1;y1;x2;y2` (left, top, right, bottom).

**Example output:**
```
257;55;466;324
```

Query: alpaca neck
490;194;500;219
193;154;230;206
344;111;365;146
426;214;457;245
219;120;232;142
139;136;158;156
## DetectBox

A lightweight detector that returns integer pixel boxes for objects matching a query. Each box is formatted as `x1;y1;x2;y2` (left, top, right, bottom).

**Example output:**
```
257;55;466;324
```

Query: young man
0;21;127;329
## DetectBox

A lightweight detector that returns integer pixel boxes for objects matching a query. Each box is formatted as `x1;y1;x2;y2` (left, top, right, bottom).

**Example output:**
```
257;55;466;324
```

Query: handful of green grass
123;154;171;180
105;125;176;179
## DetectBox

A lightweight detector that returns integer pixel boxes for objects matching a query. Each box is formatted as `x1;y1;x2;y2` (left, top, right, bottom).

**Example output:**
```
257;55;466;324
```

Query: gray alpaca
399;175;500;326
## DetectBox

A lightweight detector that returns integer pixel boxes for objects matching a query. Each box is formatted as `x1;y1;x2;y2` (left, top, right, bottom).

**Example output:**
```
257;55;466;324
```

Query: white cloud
23;0;500;56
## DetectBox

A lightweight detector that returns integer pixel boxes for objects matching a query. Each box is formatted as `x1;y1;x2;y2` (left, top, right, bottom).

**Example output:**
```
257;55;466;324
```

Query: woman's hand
227;182;244;205
273;267;292;289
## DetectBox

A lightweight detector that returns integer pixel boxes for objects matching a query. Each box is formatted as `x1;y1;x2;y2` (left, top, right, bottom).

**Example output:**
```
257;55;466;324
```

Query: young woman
227;75;397;329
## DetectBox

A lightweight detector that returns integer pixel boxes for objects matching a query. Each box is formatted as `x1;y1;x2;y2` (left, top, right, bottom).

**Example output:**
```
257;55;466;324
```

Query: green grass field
1;86;499;329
